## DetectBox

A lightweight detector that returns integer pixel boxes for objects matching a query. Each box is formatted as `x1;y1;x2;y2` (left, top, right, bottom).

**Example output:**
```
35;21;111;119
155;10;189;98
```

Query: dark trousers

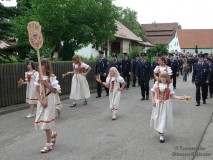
140;80;150;98
132;74;137;86
171;74;177;88
122;72;130;88
179;68;183;75
97;75;109;96
195;83;208;103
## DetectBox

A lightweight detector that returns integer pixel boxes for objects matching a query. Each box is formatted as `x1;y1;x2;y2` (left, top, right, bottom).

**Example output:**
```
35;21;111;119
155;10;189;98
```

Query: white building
75;20;143;57
169;29;213;54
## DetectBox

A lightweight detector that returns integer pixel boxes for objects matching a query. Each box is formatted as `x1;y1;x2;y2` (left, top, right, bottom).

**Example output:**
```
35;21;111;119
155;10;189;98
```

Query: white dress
34;75;61;130
69;63;90;100
150;82;175;133
106;76;124;110
154;66;173;75
25;70;39;104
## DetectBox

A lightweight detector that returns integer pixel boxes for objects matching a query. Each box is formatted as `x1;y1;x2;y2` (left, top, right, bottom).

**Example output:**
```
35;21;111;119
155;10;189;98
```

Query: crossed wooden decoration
27;21;46;99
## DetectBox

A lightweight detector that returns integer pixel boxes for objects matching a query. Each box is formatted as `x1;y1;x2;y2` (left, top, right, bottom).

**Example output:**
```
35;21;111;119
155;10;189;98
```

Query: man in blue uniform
95;50;109;98
192;54;210;106
207;58;213;98
169;53;179;89
111;53;121;73
136;52;152;100
132;53;139;87
121;52;131;89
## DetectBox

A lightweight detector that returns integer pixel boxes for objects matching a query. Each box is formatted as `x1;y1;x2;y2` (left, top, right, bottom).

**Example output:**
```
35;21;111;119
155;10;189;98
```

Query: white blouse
73;62;89;70
151;82;175;95
154;66;172;75
106;76;124;84
25;70;39;81
34;75;61;92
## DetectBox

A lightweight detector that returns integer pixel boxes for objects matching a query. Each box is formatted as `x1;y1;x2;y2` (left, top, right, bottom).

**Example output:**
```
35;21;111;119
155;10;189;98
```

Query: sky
113;0;213;29
2;0;213;29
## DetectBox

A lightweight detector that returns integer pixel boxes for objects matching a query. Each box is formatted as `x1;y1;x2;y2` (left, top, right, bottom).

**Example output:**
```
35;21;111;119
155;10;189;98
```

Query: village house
76;20;150;57
141;22;180;46
168;29;213;54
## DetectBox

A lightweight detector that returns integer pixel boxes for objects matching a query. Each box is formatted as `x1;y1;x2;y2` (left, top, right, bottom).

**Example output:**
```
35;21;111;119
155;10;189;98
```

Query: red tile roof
142;22;179;45
177;29;213;48
115;20;142;42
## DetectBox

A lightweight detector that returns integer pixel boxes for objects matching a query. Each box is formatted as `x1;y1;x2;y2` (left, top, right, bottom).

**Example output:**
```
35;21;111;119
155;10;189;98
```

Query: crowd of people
18;50;213;152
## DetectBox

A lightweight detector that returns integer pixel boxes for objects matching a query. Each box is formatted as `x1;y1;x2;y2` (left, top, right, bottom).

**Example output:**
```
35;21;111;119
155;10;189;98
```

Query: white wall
122;40;130;53
168;33;181;52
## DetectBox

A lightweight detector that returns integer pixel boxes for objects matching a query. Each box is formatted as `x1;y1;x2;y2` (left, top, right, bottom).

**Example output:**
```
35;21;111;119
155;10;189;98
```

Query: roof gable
115;20;142;42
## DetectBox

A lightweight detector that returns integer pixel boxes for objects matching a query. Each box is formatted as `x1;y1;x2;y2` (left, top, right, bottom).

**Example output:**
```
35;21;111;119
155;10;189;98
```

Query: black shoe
70;103;76;107
146;96;149;100
106;94;109;96
160;136;165;143
196;103;200;106
203;100;206;104
174;87;176;89
132;85;136;87
141;97;145;101
96;95;101;98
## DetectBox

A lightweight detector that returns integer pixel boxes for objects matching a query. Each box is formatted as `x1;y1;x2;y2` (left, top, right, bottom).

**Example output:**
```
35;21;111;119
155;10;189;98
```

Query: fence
0;61;97;108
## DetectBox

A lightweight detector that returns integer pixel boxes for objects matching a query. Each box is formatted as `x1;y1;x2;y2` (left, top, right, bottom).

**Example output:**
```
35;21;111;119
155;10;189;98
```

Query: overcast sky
113;0;213;29
2;0;213;29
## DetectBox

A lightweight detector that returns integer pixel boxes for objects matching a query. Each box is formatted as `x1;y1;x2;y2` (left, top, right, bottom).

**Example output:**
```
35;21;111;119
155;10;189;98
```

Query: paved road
0;77;212;160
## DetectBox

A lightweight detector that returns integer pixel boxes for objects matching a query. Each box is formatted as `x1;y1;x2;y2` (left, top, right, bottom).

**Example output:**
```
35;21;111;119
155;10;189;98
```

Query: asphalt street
0;76;212;160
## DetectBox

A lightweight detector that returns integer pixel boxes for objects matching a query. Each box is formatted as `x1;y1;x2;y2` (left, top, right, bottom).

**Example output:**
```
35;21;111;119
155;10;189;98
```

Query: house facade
141;22;180;45
75;20;143;57
169;29;213;54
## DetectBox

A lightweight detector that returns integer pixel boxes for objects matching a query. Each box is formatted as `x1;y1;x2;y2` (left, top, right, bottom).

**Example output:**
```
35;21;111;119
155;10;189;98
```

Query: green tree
0;3;18;40
14;0;119;61
0;3;20;63
117;7;147;41
146;43;168;61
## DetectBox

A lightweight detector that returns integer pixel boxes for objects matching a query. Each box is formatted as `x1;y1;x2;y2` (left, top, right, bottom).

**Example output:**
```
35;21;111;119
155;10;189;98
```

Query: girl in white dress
150;71;185;143
20;61;39;118
102;67;126;120
62;55;91;107
35;59;61;153
154;57;172;81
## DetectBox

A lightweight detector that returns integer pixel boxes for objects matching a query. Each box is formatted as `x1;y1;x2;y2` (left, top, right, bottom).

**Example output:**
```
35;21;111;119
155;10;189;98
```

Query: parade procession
0;0;213;160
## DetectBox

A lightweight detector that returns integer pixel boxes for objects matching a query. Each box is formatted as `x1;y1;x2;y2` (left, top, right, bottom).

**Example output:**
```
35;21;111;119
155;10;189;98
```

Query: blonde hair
72;55;82;65
158;71;171;84
107;67;120;81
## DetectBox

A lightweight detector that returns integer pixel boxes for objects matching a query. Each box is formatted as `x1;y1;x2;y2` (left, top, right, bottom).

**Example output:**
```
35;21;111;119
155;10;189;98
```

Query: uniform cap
98;50;104;54
141;52;146;56
198;53;205;58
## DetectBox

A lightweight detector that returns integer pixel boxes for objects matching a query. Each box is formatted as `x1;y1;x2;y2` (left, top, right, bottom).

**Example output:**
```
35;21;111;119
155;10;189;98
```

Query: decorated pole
27;21;46;99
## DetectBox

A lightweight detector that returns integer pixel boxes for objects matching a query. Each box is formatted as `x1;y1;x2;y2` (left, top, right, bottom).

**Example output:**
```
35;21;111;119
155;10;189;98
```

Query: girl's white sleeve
119;76;125;83
154;66;159;73
34;74;40;86
168;67;173;75
82;62;89;69
25;72;28;81
151;82;157;92
50;76;61;92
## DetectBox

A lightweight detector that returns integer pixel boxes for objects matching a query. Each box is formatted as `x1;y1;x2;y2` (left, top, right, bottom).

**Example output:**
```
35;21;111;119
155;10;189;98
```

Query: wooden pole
36;49;46;99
